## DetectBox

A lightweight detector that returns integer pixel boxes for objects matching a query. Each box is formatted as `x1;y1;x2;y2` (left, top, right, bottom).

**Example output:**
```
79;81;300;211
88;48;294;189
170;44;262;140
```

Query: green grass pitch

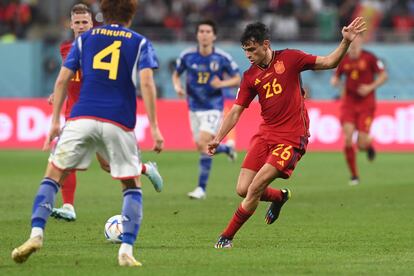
0;150;413;275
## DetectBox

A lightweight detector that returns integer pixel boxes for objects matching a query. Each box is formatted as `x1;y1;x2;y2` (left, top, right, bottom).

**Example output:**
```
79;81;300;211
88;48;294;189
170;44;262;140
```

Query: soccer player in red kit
208;18;367;248
49;4;163;221
331;35;388;185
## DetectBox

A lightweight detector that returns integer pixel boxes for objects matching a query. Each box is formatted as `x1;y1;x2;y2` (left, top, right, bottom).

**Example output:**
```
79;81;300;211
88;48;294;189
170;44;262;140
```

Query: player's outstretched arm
314;17;367;70
208;104;245;156
140;68;164;153
43;67;74;151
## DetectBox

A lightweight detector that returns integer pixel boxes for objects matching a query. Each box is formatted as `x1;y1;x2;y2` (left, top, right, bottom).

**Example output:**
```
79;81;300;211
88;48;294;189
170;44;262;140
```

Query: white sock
30;227;44;239
119;243;133;256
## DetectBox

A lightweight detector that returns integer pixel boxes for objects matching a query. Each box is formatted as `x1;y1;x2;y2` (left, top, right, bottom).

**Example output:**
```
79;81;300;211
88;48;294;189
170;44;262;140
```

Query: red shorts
341;104;375;133
242;133;308;179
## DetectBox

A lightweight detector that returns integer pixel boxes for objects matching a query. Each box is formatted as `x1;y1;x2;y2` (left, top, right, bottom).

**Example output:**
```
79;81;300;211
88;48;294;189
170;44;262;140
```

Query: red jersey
335;50;384;109
235;49;317;147
60;40;82;119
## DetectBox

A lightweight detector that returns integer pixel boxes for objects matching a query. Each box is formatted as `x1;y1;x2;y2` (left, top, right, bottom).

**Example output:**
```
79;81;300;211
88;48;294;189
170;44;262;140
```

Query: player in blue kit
172;19;241;199
11;0;163;267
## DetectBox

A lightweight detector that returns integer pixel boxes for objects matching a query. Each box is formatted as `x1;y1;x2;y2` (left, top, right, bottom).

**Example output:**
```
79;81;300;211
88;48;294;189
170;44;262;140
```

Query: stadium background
0;0;413;151
0;1;414;275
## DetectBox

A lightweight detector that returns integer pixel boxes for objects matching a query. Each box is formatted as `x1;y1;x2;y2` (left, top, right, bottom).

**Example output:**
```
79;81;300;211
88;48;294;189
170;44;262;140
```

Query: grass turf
0;150;413;275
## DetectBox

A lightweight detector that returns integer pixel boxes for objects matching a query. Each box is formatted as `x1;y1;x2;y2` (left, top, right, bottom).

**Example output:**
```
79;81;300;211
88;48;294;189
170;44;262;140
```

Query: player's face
71;13;93;38
197;24;216;47
241;40;270;65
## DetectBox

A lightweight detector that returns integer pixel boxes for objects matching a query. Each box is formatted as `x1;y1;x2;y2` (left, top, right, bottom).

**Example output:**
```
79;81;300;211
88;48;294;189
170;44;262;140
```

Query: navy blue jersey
175;47;239;111
64;24;159;130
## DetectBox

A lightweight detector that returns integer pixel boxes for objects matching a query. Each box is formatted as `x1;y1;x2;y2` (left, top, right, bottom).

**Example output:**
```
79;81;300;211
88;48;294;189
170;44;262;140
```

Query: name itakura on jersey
0;99;413;151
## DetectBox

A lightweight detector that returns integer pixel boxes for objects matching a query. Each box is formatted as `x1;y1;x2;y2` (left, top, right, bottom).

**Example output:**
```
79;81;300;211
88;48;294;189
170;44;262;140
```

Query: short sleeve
175;53;187;75
372;54;385;73
138;39;159;70
222;55;240;77
288;49;317;72
63;38;81;73
235;74;256;108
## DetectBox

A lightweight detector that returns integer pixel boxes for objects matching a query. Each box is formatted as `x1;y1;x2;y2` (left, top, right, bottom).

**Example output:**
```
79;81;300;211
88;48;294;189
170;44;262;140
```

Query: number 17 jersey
64;24;159;130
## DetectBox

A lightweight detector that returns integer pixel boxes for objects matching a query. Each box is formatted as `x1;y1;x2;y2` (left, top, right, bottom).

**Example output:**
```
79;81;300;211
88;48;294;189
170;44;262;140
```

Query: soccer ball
104;215;123;243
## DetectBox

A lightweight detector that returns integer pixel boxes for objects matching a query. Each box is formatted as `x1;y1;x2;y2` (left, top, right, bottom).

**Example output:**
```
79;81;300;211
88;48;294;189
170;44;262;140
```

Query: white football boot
187;187;206;199
144;162;163;192
51;203;77;221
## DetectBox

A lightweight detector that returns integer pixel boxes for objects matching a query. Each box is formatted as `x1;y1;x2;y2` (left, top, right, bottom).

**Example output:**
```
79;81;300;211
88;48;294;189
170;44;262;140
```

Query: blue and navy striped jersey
175;47;239;111
64;24;158;130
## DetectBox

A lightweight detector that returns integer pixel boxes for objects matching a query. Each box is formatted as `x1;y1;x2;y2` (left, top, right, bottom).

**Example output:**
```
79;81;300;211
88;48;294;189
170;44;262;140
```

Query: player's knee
357;141;368;151
236;186;247;198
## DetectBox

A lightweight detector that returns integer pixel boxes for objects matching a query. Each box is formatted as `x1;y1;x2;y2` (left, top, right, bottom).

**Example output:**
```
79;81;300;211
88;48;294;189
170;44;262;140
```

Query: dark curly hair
240;22;270;46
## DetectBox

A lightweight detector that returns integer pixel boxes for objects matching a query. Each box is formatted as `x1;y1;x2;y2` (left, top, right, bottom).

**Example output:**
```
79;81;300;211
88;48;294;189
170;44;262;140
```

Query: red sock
221;205;254;239
344;146;358;178
141;163;146;174
62;171;76;205
260;187;283;202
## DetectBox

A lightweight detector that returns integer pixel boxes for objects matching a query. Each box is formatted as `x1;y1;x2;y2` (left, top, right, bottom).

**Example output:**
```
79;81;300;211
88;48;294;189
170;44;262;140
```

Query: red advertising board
0;99;413;151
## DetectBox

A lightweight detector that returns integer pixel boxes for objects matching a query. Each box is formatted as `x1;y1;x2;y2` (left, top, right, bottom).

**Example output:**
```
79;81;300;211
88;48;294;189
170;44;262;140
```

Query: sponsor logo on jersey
274;60;285;74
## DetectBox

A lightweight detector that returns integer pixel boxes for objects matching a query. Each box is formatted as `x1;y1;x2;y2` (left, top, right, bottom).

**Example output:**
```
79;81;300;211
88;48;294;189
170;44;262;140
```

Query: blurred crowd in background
0;0;414;43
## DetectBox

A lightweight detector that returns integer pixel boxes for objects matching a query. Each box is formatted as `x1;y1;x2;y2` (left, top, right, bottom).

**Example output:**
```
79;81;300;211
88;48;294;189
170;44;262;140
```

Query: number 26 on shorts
272;144;293;161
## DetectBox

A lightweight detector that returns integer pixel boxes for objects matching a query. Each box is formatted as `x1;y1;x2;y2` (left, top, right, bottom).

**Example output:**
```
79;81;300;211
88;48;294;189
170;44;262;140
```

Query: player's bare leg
357;132;376;162
12;164;66;263
343;123;359;185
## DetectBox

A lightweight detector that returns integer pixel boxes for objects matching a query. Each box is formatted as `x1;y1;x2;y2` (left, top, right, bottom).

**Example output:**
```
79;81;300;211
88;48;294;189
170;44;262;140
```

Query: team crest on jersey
210;61;219;72
274;60;285;74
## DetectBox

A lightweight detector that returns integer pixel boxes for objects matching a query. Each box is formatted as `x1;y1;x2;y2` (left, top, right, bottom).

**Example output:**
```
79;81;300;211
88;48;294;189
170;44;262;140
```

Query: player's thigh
236;168;257;197
49;119;97;171
199;110;222;134
356;110;374;134
241;134;269;172
189;111;201;142
266;141;307;179
197;131;215;152
100;122;140;179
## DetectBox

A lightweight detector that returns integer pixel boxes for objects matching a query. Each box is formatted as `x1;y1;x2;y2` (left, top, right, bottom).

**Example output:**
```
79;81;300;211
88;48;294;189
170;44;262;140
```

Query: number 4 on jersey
93;40;122;80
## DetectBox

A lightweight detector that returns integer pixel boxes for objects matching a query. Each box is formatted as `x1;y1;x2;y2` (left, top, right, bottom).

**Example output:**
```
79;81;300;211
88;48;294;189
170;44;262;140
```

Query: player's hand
207;139;220;156
43;122;61;151
341;17;367;42
151;127;164;153
47;93;54;105
174;85;186;98
210;76;222;89
357;84;373;96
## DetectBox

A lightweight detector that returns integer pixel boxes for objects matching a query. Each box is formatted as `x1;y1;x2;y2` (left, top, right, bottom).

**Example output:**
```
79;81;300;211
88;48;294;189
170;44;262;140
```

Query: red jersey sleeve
235;73;256;108
370;53;385;74
335;60;344;77
287;49;317;71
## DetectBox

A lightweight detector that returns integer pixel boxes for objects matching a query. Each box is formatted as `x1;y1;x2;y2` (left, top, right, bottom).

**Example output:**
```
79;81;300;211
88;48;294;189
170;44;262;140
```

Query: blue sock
198;154;212;191
215;144;230;154
121;188;143;245
31;178;60;229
